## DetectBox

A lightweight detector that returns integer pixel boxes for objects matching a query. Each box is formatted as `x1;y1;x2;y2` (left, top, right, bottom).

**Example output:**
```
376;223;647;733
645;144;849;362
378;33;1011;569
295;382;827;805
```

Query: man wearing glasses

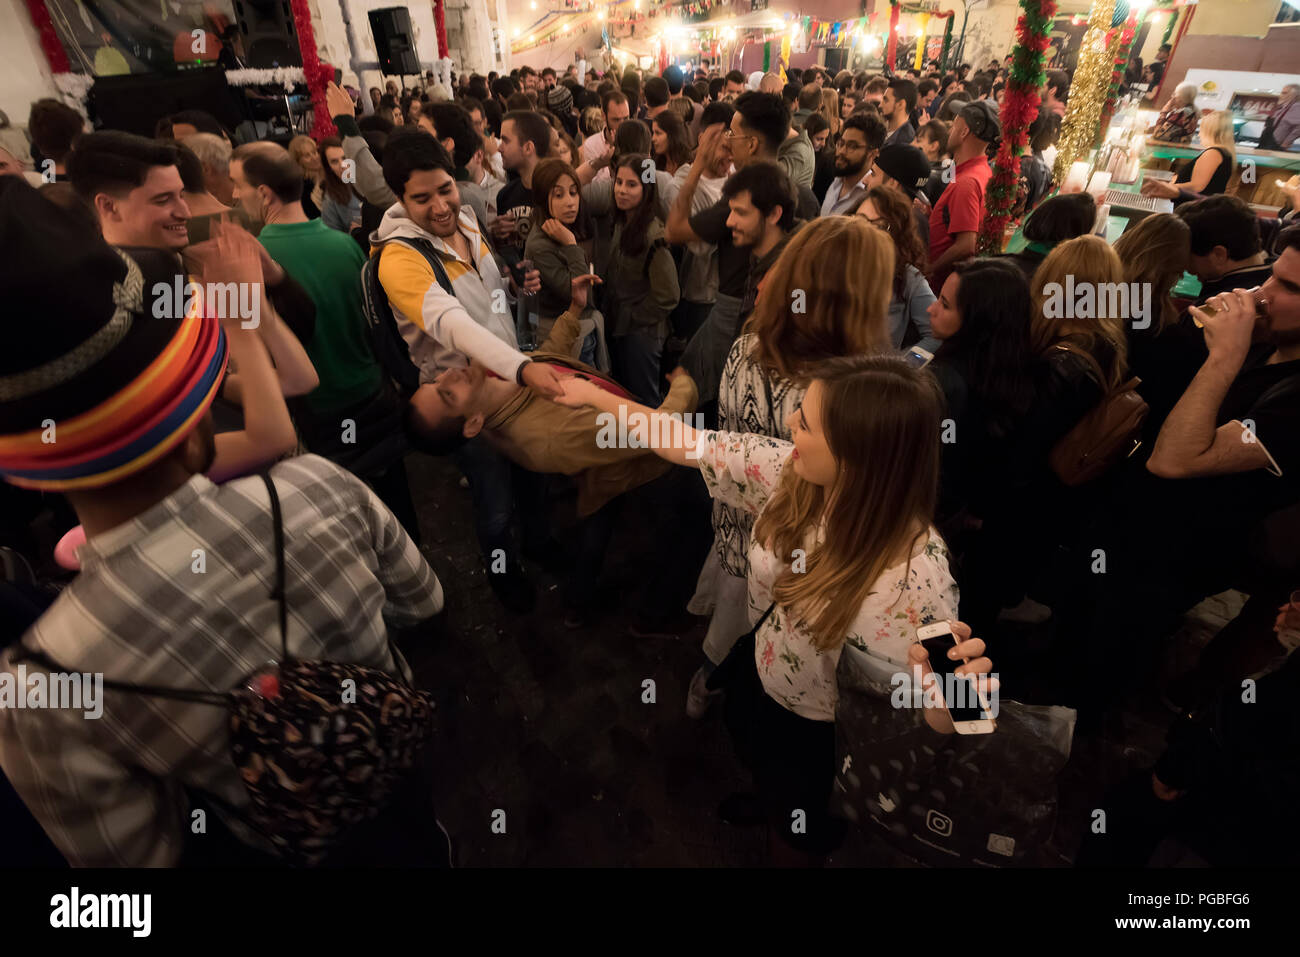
820;113;886;217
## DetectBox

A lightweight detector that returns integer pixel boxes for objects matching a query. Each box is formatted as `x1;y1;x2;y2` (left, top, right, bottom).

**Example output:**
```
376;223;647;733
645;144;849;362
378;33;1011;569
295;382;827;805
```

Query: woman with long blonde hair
1143;109;1236;202
286;133;324;218
689;216;896;720
555;354;986;863
1029;235;1128;392
818;87;842;140
1112;212;1195;438
1112;212;1191;336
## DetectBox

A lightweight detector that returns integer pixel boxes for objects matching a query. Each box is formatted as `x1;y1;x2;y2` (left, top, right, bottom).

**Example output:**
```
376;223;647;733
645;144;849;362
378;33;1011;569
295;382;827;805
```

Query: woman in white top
556;354;991;862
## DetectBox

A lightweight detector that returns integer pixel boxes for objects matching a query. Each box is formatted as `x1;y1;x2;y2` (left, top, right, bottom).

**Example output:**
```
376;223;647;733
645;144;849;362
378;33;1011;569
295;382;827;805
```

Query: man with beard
722;162;799;319
665;92;818;412
820;112;886;217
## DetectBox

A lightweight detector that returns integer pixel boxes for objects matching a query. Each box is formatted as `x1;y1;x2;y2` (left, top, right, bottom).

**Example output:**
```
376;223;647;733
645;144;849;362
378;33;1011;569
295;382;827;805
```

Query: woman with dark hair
957;237;1131;631
652;110;694;209
600;153;680;402
652;109;692;175
524;157;600;360
318;137;362;233
851;186;939;354
1001;191;1096;280
576;117;652;186
804;113;837;202
927;258;1037;537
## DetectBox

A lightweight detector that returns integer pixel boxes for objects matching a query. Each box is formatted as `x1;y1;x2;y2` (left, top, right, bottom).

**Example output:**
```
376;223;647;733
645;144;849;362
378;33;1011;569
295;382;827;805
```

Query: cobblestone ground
398;450;1249;867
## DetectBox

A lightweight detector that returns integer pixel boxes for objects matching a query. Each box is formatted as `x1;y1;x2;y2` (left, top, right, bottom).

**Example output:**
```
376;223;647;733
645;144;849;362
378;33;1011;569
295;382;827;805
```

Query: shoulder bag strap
260;471;289;663
1053;341;1110;394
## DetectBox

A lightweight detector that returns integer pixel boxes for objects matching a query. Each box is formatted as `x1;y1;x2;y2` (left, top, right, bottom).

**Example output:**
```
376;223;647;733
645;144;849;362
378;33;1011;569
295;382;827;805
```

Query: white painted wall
0;0;57;128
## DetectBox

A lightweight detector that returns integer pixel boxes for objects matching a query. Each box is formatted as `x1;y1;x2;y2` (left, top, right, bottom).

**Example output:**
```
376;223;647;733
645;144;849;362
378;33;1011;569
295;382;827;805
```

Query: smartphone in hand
916;622;995;735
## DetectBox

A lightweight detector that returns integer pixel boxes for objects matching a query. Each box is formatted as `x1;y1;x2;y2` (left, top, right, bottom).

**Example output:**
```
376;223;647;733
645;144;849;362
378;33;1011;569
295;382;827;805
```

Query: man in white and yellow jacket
371;128;563;612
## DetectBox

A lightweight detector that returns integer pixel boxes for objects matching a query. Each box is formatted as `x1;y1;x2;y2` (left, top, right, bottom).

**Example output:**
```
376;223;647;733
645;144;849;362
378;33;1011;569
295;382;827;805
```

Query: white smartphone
904;346;934;369
915;621;996;735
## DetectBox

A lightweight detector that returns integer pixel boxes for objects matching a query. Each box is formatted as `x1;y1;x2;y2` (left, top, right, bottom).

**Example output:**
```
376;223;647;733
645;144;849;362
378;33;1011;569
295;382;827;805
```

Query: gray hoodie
778;129;816;191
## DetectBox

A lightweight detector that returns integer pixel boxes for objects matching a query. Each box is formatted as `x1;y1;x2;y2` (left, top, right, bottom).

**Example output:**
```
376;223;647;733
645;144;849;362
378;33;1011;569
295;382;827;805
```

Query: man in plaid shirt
0;455;443;866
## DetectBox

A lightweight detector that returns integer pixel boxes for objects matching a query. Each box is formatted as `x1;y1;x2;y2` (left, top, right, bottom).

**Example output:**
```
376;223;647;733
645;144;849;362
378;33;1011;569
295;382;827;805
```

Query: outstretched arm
553;377;702;468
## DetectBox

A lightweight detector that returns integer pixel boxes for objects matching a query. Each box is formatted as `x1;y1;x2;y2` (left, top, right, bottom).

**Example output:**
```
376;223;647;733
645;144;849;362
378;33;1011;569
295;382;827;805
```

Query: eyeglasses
858;214;891;232
836;139;868;152
723;128;755;142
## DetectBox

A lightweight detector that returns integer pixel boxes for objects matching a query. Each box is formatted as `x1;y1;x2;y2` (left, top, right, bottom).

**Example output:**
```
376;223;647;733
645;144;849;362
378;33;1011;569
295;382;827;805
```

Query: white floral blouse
696;429;960;722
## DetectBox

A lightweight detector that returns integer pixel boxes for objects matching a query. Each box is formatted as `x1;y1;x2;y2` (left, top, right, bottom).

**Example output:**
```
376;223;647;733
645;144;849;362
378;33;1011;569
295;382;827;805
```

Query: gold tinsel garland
1052;0;1118;181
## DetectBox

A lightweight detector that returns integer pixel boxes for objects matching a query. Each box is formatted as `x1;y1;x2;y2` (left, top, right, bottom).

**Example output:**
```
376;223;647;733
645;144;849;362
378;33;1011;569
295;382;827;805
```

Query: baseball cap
959;100;1000;142
874;144;933;200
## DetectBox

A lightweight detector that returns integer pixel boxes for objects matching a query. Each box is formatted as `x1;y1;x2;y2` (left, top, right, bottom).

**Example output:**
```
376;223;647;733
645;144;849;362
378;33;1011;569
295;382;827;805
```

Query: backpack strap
378;237;457;297
262;471;289;663
642;237;668;282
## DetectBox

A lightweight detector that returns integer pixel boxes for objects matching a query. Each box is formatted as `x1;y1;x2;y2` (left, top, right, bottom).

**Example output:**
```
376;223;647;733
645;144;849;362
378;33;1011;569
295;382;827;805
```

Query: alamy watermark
595;407;707;459
1;664;103;719
1040;276;1153;330
151;277;261;329
889;666;1000;718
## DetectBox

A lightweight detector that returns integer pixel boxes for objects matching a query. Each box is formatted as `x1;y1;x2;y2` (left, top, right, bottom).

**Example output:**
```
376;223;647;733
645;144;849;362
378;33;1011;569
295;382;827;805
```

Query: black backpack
361;237;456;400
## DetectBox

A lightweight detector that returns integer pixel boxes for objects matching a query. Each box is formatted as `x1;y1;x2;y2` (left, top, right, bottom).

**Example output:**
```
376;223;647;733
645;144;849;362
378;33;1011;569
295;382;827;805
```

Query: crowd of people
1;52;1298;868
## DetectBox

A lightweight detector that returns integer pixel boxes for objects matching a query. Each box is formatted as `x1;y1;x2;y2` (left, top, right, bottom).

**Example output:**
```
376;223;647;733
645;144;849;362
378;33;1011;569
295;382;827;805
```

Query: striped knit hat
0;178;227;490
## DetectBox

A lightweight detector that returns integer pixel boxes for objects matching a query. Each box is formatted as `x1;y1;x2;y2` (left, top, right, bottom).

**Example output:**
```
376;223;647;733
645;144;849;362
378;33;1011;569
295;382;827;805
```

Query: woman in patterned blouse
689;217;896;721
555;354;993;862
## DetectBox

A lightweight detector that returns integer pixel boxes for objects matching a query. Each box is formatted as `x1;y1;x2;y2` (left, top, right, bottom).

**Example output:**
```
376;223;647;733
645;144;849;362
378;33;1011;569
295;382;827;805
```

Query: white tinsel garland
52;73;96;119
223;67;307;91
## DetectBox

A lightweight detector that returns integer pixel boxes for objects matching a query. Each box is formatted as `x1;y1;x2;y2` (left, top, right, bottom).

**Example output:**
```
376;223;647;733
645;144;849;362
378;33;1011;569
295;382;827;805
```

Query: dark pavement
395;449;1229;867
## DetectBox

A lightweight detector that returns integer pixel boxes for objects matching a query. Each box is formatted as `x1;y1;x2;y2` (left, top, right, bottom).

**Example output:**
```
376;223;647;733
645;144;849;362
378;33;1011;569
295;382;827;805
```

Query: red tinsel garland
434;0;449;58
1099;11;1139;136
978;0;1058;254
287;0;336;140
886;2;900;71
25;0;71;73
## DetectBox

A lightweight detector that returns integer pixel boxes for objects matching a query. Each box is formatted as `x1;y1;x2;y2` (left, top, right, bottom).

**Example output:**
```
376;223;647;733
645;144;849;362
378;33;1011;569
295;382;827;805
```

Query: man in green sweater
231;141;421;541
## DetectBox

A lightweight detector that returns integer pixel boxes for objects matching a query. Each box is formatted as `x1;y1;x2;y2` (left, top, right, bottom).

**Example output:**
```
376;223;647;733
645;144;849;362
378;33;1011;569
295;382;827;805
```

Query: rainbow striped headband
0;309;227;491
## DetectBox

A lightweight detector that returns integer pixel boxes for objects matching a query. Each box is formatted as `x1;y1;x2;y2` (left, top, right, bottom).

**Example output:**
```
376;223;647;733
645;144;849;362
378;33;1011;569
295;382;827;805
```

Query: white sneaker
686;665;721;719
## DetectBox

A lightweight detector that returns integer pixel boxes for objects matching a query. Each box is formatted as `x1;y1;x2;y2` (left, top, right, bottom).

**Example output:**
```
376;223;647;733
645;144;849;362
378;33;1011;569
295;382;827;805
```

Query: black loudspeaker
368;7;422;76
823;47;849;75
233;0;302;69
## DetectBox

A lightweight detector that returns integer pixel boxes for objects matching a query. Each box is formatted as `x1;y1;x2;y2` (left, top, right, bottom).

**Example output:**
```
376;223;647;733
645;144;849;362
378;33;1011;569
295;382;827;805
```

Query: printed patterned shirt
696;430;960;722
714;334;804;578
0;454;443;866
